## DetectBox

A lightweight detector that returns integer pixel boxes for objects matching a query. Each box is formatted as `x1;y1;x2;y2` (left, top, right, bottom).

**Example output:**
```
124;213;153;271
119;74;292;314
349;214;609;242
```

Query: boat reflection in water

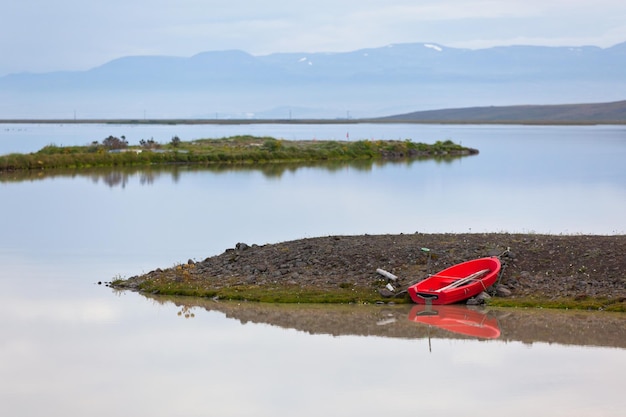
408;304;501;339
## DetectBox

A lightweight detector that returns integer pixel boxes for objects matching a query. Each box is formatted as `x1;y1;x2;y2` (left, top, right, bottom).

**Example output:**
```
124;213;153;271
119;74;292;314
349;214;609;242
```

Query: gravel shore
113;233;626;309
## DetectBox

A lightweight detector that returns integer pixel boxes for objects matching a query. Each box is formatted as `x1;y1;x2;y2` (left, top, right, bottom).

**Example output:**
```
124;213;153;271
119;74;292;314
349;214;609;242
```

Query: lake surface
1;123;625;416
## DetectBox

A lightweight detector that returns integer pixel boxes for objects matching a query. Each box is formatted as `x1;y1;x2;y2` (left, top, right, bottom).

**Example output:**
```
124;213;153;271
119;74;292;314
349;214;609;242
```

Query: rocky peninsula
112;233;626;311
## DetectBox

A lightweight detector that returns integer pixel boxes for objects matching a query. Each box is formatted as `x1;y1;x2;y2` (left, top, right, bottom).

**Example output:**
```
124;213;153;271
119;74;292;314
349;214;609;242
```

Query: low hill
376;100;626;124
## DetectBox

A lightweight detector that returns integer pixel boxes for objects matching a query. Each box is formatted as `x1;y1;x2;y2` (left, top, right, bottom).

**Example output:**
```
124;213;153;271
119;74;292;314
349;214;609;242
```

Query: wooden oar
435;269;490;292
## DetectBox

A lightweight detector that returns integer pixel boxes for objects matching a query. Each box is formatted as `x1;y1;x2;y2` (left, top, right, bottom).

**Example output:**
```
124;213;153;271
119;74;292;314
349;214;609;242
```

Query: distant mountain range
376;100;626;124
1;41;625;119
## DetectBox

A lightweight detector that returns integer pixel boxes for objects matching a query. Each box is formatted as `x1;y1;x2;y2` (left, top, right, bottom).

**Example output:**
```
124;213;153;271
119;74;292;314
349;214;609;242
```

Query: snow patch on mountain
424;43;443;52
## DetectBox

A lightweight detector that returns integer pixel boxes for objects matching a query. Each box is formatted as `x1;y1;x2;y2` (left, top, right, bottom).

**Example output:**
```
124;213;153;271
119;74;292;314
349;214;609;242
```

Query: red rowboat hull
407;257;501;305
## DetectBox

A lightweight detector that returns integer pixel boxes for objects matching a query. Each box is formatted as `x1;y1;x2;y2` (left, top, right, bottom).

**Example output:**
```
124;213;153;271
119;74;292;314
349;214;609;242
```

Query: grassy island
0;135;478;172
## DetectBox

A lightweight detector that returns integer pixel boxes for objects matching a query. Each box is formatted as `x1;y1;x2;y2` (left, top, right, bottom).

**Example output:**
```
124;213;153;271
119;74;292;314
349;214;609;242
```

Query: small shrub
170;136;181;147
102;135;128;150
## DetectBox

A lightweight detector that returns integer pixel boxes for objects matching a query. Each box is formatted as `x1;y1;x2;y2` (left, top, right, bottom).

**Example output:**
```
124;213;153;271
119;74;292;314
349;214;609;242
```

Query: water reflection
139;293;626;348
0;154;470;186
408;304;501;339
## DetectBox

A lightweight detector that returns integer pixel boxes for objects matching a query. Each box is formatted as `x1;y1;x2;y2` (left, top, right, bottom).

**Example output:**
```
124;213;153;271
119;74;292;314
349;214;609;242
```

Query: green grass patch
116;276;624;309
131;281;392;304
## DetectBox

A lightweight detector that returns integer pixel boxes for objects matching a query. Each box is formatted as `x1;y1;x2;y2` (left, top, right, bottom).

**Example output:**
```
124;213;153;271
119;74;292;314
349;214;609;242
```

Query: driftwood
376;268;398;281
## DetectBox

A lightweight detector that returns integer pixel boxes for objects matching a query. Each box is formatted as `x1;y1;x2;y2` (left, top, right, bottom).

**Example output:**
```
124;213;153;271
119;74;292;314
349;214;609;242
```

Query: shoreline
1;118;624;126
111;233;626;311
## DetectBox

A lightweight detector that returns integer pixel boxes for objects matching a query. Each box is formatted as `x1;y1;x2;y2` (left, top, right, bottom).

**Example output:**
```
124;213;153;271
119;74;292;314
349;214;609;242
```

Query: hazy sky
2;0;626;76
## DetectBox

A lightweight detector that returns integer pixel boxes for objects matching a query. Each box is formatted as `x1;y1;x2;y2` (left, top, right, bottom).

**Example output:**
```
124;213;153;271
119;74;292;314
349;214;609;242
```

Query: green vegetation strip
112;277;625;311
114;280;390;304
0;135;477;172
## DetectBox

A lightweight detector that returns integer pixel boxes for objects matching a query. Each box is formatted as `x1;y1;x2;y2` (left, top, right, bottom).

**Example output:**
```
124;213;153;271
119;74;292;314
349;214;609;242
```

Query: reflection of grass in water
177;305;196;319
0;154;469;185
488;296;626;312
140;292;626;348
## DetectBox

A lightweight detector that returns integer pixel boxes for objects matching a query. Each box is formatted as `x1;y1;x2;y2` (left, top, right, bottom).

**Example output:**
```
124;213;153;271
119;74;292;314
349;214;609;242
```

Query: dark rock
236;242;250;251
378;288;395;298
496;285;512;297
476;291;492;301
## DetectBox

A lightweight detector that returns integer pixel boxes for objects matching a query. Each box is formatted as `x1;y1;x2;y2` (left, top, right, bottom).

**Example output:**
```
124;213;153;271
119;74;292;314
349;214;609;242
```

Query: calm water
1;123;625;416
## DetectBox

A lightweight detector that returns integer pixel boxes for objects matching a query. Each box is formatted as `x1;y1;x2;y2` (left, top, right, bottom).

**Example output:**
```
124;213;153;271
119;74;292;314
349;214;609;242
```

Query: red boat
408;305;501;339
407;257;501;305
